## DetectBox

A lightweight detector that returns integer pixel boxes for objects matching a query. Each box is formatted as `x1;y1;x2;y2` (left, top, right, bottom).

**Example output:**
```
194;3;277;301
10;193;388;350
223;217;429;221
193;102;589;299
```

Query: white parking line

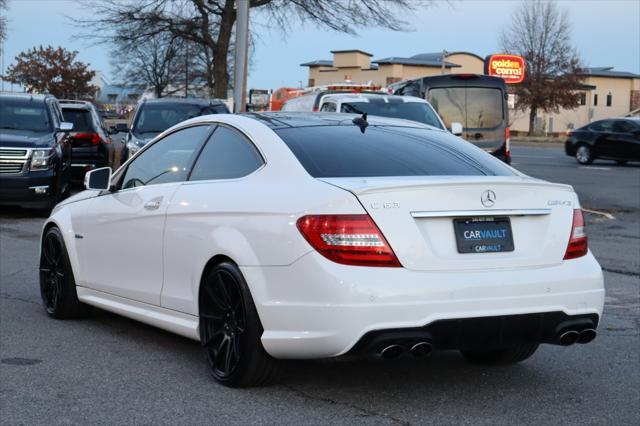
578;166;611;171
582;208;616;220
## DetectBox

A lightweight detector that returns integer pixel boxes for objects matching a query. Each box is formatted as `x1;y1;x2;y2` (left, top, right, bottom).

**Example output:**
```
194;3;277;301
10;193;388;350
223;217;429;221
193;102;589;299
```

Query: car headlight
30;149;54;171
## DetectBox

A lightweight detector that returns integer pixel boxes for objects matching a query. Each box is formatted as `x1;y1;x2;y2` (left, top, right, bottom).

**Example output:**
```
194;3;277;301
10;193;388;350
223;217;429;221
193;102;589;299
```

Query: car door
161;125;265;314
77;125;213;305
591;120;615;157
612;120;640;160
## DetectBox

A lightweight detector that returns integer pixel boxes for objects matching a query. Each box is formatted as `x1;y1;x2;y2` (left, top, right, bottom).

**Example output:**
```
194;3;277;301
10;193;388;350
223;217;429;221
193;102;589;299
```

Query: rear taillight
296;214;401;267
71;132;102;145
505;126;511;158
564;209;588;260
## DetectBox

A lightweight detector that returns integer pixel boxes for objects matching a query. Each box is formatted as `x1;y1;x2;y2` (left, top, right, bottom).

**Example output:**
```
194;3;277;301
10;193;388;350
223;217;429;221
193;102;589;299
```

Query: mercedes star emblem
481;190;496;208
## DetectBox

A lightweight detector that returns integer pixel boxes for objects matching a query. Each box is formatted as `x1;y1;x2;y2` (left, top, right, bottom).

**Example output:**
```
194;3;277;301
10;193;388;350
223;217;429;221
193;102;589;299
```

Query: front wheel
199;262;281;387
39;227;91;318
575;145;593;165
460;343;539;365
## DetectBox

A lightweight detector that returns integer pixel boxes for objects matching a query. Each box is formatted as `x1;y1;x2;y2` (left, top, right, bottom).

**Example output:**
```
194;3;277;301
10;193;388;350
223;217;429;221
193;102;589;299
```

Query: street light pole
233;0;249;113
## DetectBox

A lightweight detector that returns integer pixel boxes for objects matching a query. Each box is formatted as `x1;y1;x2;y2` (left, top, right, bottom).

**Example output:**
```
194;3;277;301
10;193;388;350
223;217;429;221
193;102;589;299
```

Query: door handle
144;198;162;210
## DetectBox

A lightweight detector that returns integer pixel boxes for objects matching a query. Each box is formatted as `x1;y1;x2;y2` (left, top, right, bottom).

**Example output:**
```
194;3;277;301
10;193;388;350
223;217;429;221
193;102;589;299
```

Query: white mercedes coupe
39;113;604;387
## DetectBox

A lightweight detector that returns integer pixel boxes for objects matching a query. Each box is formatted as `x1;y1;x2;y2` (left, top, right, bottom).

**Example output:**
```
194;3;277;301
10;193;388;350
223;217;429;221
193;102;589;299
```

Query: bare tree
111;32;185;98
76;0;420;99
0;0;8;43
501;0;584;135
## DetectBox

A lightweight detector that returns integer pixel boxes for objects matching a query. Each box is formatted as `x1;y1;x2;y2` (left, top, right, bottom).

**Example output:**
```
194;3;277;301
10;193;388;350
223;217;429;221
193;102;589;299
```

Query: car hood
0;130;53;148
53;189;100;211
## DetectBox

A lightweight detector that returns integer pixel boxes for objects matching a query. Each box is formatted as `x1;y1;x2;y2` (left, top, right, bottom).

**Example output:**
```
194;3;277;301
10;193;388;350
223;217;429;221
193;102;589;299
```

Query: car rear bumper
241;251;604;359
0;170;57;208
71;147;111;179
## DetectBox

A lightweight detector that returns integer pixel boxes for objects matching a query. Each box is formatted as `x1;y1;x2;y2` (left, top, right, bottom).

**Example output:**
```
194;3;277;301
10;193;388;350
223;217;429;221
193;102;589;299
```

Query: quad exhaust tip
558;330;580;346
380;344;405;360
578;328;597;344
410;341;433;357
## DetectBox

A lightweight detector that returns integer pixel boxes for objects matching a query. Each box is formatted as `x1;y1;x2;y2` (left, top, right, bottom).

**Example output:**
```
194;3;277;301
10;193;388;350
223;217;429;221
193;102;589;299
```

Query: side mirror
450;122;463;136
115;123;129;133
57;122;74;132
84;167;112;191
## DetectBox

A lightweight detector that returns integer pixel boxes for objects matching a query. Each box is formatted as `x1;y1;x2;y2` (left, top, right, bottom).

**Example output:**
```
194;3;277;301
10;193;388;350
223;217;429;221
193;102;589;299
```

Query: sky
2;0;639;91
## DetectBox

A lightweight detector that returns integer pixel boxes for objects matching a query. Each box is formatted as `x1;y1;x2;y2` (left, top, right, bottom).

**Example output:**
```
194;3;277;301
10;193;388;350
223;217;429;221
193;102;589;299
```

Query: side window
121;125;211;189
320;102;337;112
190;126;264;181
47;101;61;127
613;120;633;133
589;121;613;132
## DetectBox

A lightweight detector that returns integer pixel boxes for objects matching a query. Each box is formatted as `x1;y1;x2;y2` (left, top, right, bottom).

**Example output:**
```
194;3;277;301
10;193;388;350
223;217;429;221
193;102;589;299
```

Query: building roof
300;60;334;67
582;67;640;79
372;52;461;68
330;49;373;56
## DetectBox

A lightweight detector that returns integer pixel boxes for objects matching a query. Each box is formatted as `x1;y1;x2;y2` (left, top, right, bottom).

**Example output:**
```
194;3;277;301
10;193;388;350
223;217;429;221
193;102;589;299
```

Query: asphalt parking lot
1;144;638;425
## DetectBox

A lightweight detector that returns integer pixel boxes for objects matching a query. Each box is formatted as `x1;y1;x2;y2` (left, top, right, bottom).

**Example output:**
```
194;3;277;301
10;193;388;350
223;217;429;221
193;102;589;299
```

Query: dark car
392;74;511;164
0;93;74;212
60;100;115;180
565;118;640;165
118;98;229;162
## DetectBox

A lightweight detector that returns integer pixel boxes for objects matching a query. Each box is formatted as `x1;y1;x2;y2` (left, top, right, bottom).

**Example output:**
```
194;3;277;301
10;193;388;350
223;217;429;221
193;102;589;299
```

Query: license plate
453;217;514;254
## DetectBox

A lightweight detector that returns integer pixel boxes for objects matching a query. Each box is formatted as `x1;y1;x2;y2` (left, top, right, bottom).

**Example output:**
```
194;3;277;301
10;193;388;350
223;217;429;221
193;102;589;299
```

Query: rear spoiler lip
319;176;574;196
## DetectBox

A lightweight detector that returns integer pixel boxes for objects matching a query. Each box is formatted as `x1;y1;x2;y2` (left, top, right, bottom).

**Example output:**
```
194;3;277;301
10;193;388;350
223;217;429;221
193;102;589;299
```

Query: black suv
0;93;74;212
60;100;115;180
118;98;229;162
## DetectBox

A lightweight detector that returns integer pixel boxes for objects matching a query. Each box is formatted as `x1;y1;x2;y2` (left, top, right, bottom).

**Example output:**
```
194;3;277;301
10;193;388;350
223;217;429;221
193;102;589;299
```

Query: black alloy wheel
199;262;280;387
39;227;89;318
200;268;246;378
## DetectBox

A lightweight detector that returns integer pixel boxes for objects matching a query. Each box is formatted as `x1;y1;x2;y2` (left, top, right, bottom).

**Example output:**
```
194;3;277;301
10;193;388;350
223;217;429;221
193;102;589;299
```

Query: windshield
341;101;444;129
0;98;52;133
132;103;227;136
428;87;504;129
276;125;513;178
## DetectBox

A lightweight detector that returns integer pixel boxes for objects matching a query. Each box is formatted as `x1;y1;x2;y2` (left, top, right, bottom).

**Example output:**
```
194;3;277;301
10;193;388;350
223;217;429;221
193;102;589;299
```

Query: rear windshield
341;101;444;129
276;125;514;177
133;103;228;136
62;109;94;132
428;87;504;129
0;98;52;133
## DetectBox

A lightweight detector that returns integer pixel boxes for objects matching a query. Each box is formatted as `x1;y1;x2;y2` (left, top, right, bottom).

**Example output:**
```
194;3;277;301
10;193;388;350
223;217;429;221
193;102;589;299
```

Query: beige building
301;50;640;134
302;50;484;87
510;67;640;135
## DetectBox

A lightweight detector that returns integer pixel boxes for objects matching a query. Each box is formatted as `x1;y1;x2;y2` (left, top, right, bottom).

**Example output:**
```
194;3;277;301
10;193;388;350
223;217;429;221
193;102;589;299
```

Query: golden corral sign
484;54;525;84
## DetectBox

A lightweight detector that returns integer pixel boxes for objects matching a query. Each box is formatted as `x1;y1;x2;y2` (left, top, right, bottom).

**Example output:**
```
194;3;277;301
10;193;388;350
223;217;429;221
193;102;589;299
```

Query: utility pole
233;0;249;113
185;43;189;98
441;49;448;75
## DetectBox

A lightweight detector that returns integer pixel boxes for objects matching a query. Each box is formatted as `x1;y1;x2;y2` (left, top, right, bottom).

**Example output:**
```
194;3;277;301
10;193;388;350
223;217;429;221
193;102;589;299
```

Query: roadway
1;144;638;425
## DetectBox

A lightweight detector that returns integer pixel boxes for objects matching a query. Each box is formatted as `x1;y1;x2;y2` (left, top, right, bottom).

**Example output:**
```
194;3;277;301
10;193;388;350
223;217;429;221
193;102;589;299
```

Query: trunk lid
322;176;577;271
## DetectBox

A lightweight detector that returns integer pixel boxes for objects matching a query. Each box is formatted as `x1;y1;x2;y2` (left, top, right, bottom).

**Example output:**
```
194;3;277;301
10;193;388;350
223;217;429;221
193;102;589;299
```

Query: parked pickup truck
0;93;74;213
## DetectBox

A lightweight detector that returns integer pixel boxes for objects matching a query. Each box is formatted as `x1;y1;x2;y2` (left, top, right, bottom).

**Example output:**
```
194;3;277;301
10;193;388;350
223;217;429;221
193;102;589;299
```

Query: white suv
285;92;451;132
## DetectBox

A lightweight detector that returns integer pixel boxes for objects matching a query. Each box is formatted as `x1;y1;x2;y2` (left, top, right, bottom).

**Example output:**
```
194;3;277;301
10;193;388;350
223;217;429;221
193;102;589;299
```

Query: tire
199;261;281;387
575;145;593;165
615;160;627;166
39;227;91;319
460;343;539;365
